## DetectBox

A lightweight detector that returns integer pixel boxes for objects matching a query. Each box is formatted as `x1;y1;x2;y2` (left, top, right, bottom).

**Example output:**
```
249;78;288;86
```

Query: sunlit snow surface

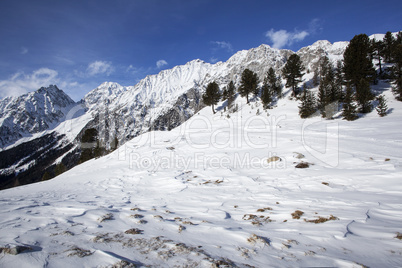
1;85;402;267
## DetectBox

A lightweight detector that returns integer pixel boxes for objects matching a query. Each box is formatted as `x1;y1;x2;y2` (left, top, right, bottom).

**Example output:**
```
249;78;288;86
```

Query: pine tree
343;34;375;113
383;31;395;63
312;67;320;87
221;87;228;112
334;60;344;101
54;163;66;176
371;39;384;76
283;54;304;97
110;136;119;151
343;34;376;87
261;68;282;109
226;80;236;110
252;83;260;99
319;56;331;79
341;85;358;121
79;148;93;163
327;68;340;103
356;78;373;113
238;69;258;103
267;67;282;97
261;75;273;109
318;80;329;118
298;89;317;118
94;140;105;158
391;44;402;101
202;81;221;114
318;56;330;117
221;88;228;101
317;56;340;118
376;95;388;117
41;171;51;181
79;128;99;163
396;31;402;46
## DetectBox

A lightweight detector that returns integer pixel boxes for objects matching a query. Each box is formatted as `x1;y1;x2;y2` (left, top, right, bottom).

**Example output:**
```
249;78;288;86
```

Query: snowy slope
1;78;401;267
80;41;349;148
1;40;351;190
0;32;396;191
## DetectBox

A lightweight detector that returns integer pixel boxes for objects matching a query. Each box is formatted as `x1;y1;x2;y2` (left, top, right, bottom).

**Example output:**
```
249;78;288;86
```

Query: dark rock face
150;88;205;131
0;133;79;190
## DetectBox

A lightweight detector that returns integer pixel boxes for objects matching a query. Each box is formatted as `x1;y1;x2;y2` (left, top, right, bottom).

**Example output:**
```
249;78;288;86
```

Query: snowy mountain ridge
1;33;394;189
0;39;351;149
80;40;349;147
0;85;76;148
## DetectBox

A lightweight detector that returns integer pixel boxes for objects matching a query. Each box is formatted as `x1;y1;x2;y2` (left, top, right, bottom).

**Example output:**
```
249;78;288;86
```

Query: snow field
1;86;402;267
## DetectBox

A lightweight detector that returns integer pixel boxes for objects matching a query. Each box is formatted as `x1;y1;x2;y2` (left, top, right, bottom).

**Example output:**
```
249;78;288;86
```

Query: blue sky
0;0;401;101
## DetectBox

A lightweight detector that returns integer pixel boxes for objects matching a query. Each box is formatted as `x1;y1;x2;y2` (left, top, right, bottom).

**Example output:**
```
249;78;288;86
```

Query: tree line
202;31;402;120
299;31;401;120
202;66;283;114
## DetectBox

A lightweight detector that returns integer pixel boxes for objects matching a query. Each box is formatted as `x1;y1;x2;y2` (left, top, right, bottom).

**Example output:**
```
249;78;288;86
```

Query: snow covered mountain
0;85;76;148
0;38;355;190
81;59;213;146
80;41;349;147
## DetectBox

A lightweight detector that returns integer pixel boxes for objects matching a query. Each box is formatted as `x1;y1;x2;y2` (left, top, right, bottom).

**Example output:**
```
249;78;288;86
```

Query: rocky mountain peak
0;85;76;148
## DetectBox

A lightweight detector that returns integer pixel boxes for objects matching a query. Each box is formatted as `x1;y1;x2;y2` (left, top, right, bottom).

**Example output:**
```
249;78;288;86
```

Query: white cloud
265;29;309;49
211;41;233;52
308;18;323;35
126;64;138;74
86;61;114;76
265;19;323;49
0;68;60;98
54;55;75;65
156;60;168;69
209;57;218;63
21;47;28;55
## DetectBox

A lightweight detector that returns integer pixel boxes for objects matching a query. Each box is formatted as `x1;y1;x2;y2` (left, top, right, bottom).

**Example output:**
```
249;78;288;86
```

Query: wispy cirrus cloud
308;18;323;35
265;29;309;49
211;41;233;52
86;61;114;76
209;57;219;63
156;59;168;69
20;47;28;55
265;19;322;49
0;68;85;101
126;64;140;74
0;68;60;98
